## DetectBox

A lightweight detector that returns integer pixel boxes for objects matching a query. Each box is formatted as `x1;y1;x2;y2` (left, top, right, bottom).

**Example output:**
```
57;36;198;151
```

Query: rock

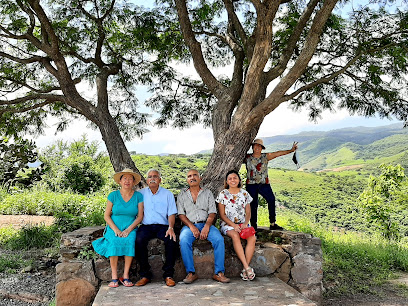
56;278;96;306
251;245;289;276
56;261;98;287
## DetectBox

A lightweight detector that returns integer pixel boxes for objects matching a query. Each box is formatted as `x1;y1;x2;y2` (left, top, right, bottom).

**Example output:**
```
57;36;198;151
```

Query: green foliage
0;136;43;190
0;254;33;273
273;210;408;296
132;154;210;194
266;169;367;232
358;164;408;239
0;189;106;217
1;224;59;250
39;136;110;194
78;246;98;260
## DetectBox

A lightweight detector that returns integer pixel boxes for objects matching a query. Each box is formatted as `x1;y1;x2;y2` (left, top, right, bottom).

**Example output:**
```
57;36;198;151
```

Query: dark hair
224;169;242;189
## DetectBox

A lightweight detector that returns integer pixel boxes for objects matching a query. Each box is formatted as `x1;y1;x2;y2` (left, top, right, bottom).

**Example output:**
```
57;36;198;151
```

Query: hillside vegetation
264;123;408;172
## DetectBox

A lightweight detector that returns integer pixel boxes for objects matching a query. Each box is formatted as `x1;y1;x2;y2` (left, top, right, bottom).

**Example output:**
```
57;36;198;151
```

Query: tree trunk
94;109;147;188
201;123;261;196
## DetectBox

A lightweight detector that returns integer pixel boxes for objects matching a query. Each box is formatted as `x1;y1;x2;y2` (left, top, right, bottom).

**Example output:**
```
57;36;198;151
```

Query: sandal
119;277;133;287
108;279;119;288
240;269;248;281
246;267;255;281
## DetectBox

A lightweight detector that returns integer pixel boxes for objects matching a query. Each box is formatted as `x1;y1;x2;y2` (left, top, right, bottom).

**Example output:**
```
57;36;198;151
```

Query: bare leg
123;256;133;279
245;235;256;265
226;230;249;269
109;256;118;279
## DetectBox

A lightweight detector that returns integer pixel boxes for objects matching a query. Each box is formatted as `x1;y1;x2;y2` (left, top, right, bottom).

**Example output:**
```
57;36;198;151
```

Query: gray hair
146;169;161;178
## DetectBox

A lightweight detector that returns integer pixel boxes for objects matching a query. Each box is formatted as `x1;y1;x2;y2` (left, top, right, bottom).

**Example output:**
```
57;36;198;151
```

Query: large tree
147;0;408;192
0;0;180;180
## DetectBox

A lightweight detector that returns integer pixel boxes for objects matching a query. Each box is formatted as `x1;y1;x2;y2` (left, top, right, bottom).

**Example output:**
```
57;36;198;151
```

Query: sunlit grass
258;208;408;297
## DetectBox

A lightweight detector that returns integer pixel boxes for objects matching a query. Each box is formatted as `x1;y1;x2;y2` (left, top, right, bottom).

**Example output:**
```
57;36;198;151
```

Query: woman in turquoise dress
92;169;144;287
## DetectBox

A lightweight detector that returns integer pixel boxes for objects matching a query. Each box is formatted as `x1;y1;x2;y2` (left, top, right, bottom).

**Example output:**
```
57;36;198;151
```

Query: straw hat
113;168;141;185
251;138;265;149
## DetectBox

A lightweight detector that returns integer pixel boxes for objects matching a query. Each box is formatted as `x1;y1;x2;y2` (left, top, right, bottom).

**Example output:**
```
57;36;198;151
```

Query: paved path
93;276;316;306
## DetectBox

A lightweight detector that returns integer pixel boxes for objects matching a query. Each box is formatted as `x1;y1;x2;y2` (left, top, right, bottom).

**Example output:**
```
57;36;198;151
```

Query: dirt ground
0;215;55;229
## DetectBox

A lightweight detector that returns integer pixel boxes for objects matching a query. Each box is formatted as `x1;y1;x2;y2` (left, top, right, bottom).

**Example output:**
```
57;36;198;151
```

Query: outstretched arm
266;142;298;161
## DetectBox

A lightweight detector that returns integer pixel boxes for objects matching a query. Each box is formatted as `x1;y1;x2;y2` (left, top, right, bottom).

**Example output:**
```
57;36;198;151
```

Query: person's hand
165;227;177;242
189;225;200;239
240;223;249;230
119;228;130;238
291;141;298;152
234;224;241;233
114;229;122;237
200;224;210;240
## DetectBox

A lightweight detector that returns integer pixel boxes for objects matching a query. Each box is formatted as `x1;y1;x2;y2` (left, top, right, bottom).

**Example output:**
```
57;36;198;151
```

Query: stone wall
56;226;323;306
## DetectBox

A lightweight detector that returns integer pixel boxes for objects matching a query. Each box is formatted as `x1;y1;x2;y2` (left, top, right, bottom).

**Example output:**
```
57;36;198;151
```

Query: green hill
262;123;408;172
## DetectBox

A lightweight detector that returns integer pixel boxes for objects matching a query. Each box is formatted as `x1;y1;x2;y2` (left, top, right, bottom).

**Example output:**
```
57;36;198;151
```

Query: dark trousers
246;183;276;230
135;224;177;279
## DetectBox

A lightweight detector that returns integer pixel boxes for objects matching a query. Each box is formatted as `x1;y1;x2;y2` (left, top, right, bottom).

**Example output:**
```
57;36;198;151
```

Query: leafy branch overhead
0;0;183;173
149;0;408;130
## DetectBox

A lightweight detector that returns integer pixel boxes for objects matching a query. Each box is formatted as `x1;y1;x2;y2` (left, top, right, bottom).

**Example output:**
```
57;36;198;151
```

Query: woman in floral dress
216;170;256;281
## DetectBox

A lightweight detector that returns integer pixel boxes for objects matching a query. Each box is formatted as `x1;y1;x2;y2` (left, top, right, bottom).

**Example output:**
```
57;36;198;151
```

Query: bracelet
168;227;173;230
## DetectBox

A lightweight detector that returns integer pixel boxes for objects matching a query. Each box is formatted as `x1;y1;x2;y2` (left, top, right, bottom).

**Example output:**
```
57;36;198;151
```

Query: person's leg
246;184;259;230
157;225;177;279
226;230;249;269
179;225;197;274
123;256;133;279
109;256;118;279
259;184;276;224
135;225;154;279
207;225;225;274
244;235;256;265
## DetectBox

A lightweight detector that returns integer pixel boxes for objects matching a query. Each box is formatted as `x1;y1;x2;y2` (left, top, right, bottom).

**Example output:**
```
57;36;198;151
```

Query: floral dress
216;189;253;235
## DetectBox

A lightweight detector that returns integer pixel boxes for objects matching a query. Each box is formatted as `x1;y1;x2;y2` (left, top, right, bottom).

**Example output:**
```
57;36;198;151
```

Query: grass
259;208;408;297
0;253;33;273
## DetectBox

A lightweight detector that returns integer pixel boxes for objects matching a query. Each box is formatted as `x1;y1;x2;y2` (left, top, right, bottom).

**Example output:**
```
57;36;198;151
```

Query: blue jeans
246;183;276;230
179;223;225;274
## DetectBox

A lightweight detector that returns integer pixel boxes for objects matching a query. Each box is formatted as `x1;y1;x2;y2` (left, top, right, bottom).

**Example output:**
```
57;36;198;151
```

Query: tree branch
222;0;247;47
266;0;321;83
0;93;66;106
174;0;226;98
0;100;54;114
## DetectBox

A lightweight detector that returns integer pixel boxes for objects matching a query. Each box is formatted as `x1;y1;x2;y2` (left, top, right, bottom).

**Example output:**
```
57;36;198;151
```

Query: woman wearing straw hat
92;168;144;288
244;139;297;231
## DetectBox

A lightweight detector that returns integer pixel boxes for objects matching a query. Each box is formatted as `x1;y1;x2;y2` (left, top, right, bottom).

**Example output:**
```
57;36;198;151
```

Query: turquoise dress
92;190;143;257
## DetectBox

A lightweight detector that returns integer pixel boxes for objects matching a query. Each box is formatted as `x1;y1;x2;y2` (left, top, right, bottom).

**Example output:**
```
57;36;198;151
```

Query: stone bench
56;226;323;306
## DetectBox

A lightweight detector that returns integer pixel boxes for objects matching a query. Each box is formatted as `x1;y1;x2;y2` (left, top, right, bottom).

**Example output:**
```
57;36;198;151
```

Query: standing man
177;169;230;284
135;169;178;287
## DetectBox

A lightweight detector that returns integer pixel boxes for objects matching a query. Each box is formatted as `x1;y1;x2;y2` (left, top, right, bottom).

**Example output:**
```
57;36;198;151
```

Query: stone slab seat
56;226;323;306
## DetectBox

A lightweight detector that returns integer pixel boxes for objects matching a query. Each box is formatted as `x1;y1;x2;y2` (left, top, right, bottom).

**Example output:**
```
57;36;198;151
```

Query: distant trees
359;164;408;240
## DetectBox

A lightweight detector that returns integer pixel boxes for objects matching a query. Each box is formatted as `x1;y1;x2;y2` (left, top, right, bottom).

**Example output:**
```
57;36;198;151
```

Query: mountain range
261;123;408;172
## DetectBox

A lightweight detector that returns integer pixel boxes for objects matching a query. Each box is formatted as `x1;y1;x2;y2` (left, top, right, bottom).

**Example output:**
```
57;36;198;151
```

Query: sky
33;104;400;155
30;0;405;155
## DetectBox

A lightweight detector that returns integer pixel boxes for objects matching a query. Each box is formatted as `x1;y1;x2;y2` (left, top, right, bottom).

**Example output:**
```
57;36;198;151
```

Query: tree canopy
0;0;181;177
146;0;408;191
1;0;407;193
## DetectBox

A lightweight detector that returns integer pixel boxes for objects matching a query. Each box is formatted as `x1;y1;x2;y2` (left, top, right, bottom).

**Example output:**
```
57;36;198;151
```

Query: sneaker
212;272;230;283
270;224;284;230
183;272;198;284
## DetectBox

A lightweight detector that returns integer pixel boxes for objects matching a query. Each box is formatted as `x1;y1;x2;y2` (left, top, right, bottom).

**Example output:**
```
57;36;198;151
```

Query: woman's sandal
108;279;119;288
119;277;134;287
240;268;249;281
246;267;256;281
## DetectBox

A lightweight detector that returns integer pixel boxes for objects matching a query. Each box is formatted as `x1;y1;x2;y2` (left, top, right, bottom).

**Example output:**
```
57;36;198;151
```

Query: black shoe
269;224;284;230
